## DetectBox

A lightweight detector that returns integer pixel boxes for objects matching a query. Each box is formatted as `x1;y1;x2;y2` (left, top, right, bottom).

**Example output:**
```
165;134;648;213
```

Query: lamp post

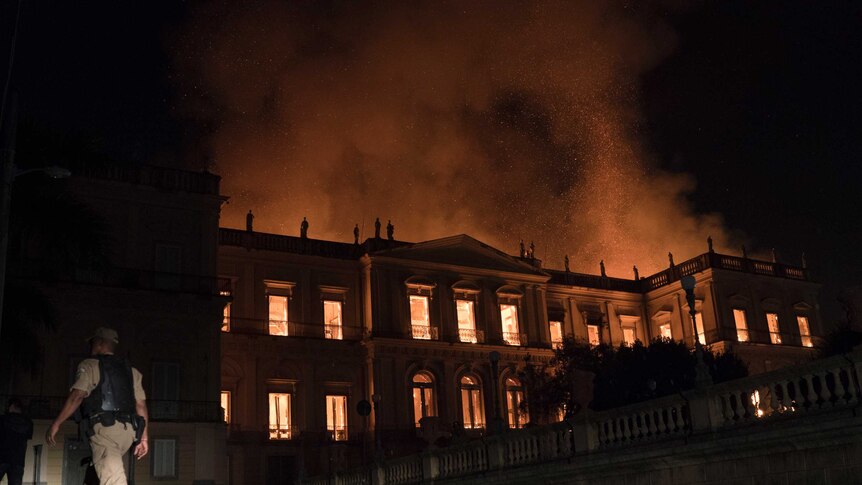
372;393;382;460
488;351;504;435
680;276;712;386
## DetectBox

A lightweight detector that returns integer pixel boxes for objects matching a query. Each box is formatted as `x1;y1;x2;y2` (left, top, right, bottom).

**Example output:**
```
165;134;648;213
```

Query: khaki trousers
90;422;136;485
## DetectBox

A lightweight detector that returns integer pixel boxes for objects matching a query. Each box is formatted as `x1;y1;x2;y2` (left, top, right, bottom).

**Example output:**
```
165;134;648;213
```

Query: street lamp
680;276;711;386
372;393;382;460
488;351;505;435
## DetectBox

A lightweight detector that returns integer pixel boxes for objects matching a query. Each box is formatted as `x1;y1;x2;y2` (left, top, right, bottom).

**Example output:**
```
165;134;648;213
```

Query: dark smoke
173;1;735;275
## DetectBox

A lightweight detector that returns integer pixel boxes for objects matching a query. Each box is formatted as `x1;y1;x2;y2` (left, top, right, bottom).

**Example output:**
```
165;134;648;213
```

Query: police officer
46;327;149;485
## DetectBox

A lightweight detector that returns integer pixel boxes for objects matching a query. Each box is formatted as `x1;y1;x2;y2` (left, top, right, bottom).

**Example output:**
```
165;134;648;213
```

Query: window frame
268;392;293;440
323;299;343;340
325;394;349;441
151;437;179;480
459;374;485;430
504;376;528;429
733;308;749;342
411;372;437;427
796;315;813;347
766;312;782;344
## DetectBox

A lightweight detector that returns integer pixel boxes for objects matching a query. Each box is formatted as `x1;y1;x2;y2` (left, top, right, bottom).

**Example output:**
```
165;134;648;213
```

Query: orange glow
176;2;737;277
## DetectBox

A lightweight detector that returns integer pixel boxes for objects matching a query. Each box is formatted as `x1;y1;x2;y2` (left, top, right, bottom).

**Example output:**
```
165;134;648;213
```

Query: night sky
2;1;860;321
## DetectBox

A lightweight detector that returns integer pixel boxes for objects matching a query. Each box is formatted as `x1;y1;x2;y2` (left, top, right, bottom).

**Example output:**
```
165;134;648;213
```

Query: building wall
219;232;825;484
3;165;228;485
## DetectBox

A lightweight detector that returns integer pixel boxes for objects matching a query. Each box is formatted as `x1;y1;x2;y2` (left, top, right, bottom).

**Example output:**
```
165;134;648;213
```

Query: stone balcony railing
301;347;862;485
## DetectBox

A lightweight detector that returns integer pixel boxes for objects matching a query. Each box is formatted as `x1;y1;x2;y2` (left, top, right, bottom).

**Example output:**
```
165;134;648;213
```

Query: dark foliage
818;324;862;357
520;338;749;420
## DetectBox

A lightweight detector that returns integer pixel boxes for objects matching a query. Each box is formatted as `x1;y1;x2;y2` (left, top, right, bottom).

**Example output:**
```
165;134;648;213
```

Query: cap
87;327;119;344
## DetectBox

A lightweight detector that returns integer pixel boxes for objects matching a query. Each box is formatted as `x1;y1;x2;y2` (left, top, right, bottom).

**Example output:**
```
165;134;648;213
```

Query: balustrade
301;350;861;485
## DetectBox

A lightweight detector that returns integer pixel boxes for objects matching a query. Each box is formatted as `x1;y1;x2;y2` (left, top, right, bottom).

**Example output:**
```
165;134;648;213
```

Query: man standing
0;398;33;485
46;327;149;485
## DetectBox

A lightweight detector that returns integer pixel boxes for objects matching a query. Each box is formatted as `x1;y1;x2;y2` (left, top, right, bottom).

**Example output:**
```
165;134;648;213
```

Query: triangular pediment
371;234;548;276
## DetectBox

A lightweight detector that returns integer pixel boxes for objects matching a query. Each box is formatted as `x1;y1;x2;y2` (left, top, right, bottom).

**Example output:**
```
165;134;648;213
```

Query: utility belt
82;411;146;442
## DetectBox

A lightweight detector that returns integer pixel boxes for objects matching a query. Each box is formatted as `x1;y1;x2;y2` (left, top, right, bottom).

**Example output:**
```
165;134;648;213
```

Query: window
549;320;563;349
154;243;182;273
456;300;478;343
221;391;231;424
459;375;485;429
323;300;343;340
766;313;782;344
410;295;434;339
222;303;231;332
694;312;706;345
505;377;528;429
659;323;672;339
587;324;600;346
500;304;520;346
152;362;180;419
268;295;289;336
733;309;749;342
411;372;436;427
151;438;177;479
620;316;639;346
268;393;292;439
797;316;813;347
326;395;348;441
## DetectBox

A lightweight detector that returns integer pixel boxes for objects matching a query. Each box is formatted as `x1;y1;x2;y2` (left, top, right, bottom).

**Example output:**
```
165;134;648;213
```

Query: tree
520;337;749;419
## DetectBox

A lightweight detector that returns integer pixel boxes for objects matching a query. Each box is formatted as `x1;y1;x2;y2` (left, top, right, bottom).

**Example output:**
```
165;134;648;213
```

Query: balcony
269;424;299;440
327;425;349;442
222;317;364;340
324;324;343;340
412;325;439;340
502;332;525;346
458;328;484;344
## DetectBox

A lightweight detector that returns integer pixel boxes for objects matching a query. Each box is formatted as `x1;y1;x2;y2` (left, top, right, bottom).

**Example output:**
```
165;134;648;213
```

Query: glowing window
410;295;432;339
733;309;749;342
268;393;292;439
459;375;485;429
500;304;520;346
659;323;672;339
549;320;563;348
505;377;528;429
222;303;231;332
326;395;348;441
694;312;706;345
456;300;477;343
220;391;231;424
587;324;600;346
268;295;289;336
797;316;813;347
766;313;782;344
323;300;343;340
411;372;436;427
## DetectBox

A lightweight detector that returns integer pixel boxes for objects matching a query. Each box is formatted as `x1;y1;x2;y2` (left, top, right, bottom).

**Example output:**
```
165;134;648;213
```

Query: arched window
459;375;485;429
411;372;437;427
505;377;528;429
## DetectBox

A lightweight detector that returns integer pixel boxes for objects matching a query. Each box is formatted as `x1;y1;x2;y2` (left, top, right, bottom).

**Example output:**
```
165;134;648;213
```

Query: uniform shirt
72;358;146;401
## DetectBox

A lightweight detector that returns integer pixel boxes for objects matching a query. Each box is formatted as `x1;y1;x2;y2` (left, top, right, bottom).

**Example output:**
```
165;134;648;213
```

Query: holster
132;415;146;443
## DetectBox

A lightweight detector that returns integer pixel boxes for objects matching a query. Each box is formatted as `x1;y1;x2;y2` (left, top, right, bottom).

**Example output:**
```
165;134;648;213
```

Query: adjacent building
2;162;228;485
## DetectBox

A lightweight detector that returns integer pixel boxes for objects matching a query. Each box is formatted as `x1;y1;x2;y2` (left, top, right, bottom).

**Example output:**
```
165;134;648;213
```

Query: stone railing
593;394;689;448
302;347;862;485
709;353;859;428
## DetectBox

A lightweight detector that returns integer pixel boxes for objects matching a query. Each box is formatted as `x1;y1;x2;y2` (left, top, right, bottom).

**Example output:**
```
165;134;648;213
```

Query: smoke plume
174;1;735;276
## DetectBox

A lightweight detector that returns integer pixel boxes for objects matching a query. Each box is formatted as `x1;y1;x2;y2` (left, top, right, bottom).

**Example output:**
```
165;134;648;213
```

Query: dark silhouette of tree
0;121;113;392
818;324;862;357
520;337;748;419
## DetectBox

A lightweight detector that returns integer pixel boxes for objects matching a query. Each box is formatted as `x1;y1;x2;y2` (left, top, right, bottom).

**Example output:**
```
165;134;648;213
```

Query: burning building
218;219;821;482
